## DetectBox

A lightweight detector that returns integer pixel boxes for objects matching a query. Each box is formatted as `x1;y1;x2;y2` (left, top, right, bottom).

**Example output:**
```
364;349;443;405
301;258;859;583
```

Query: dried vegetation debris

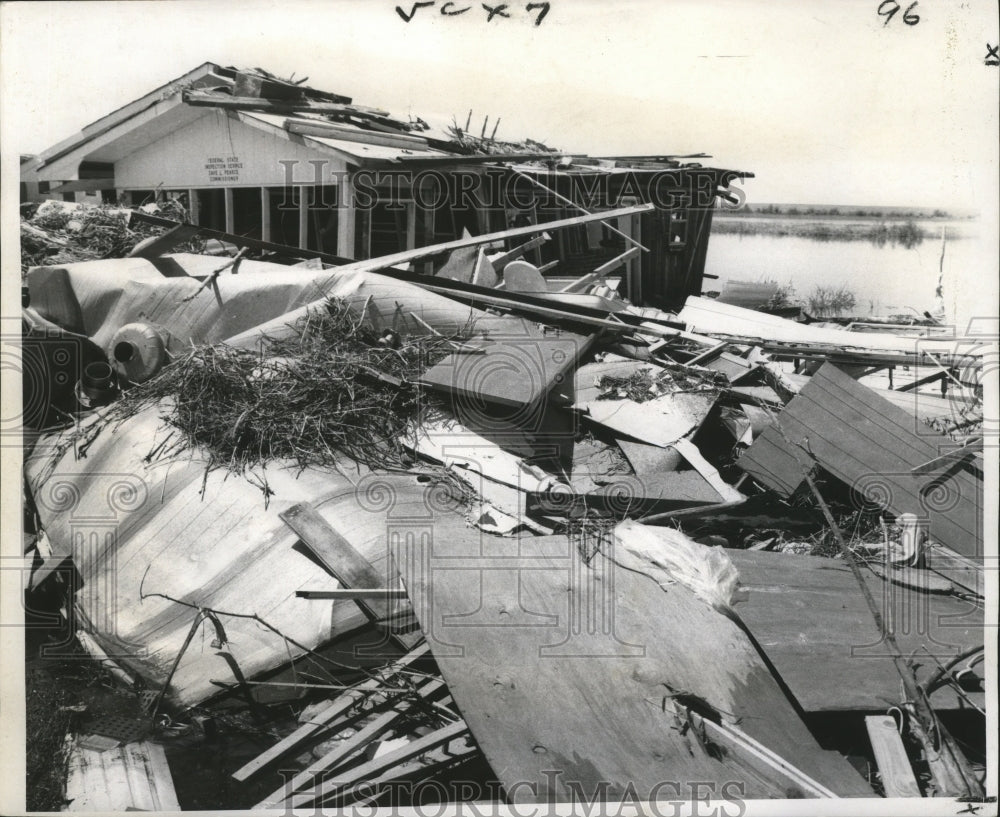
106;298;461;475
20;199;195;274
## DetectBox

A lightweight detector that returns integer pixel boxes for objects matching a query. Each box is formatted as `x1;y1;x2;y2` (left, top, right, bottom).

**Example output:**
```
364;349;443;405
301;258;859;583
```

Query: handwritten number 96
878;0;919;26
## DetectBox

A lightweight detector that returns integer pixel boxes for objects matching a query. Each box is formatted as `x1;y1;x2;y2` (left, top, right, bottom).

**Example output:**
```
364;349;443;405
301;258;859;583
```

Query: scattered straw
111;298;461;476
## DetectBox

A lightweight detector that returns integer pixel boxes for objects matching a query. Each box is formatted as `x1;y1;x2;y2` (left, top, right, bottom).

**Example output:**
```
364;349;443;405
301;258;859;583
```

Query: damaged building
21;62;748;309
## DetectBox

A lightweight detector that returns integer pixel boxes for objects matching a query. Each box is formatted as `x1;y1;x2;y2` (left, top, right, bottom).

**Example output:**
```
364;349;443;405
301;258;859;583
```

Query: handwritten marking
395;1;550;23
877;0;919;26
986;43;999;66
396;1;434;22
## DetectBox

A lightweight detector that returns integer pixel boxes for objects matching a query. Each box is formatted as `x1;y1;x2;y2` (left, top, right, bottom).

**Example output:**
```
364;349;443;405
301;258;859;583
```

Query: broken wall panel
738;363;982;559
395;535;872;800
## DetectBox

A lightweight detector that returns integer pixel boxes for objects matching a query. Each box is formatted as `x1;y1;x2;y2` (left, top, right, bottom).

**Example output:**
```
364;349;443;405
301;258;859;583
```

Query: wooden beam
896;369;947;392
326;202;654;275
557;247;642;293
289;721;469;807
230;642;429;782
865;715;922;798
296;589;406;600
685;341;729;367
184;90;381;117
280;503;394;622
487;232;550;269
689;711;839;798
512;170;650;251
285;119;430;151
910;445;980;476
297;187;308;250
259;678;447;808
127;223;200;258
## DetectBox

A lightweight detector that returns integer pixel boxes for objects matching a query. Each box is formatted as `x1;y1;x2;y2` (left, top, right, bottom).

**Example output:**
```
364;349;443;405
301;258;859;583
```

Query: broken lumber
287;720;470;808
511;170;650;251
865;715;922;797
231;642;429;782
257;678;447;808
557;247;641;293
326;203;653;276
738;362;983;559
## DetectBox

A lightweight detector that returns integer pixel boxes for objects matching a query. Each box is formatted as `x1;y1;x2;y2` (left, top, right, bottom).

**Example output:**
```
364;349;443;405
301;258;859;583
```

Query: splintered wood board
395;536;871;801
865;715;922;798
738;362;982;559
726;549;984;712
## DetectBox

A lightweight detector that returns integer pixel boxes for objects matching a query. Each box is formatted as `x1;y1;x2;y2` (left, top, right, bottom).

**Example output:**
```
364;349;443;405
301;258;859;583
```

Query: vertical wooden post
405;201;417;250
298;186;309;250
224;187;235;234
260;187;271;242
337;173;356;259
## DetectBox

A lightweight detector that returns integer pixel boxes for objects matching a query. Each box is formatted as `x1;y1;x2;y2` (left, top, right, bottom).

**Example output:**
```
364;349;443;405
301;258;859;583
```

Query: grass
711;216;930;247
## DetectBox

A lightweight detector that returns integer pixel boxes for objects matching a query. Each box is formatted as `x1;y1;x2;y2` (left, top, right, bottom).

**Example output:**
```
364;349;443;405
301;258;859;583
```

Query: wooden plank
617;438;683;474
324;203;653;276
686;341;729;366
259;678;446;808
286;119;432;150
673;438;746;503
231;642;429;782
184;91;369;115
289;721;470;807
511;169;650;251
297;589;407;599
337;735;479;806
865;715;922;797
691;712;839;798
726;549;984;712
394;537;872;800
911;446;980;476
678;296;980;367
127;222;201;258
896;369;947;392
280;502;393;621
579;393;717;447
557;247;642;294
738;363;982;559
487;233;550;269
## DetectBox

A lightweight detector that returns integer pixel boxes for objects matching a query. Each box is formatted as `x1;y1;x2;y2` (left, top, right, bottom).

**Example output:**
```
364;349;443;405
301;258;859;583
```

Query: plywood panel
727;549;983;712
396;535;871;800
738;363;982;558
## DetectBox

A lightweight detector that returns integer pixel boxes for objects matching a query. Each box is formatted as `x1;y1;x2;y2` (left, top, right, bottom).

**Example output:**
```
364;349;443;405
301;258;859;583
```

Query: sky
1;0;998;209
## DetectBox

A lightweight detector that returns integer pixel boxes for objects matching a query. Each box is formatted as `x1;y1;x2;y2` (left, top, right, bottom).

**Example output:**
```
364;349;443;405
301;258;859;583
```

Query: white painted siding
115;109;348;189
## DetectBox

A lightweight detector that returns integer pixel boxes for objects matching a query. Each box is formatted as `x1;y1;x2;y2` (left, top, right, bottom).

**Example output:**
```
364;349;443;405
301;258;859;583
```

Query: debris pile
19;200;988;809
19;199;193;273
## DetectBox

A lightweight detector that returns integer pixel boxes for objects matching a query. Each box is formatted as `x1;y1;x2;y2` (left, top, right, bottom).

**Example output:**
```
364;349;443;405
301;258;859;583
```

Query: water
703;221;987;331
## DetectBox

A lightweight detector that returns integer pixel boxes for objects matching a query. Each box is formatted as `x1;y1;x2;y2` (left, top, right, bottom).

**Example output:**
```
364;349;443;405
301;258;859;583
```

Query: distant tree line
741;204;950;218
